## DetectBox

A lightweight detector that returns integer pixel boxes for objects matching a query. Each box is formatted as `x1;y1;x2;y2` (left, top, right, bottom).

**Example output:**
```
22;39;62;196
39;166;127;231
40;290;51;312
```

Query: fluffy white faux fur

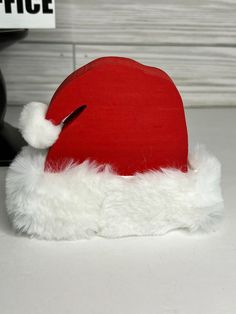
19;102;62;149
6;146;223;240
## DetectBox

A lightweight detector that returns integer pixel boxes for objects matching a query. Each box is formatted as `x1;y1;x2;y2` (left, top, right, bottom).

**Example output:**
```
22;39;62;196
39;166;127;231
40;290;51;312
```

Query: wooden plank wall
0;0;236;107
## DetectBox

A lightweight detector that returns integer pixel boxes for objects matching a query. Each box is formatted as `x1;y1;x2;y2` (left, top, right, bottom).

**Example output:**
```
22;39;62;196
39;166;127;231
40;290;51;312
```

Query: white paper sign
0;0;55;28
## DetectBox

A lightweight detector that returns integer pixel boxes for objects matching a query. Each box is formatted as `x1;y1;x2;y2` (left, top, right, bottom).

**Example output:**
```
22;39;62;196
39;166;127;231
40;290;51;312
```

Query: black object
0;29;28;166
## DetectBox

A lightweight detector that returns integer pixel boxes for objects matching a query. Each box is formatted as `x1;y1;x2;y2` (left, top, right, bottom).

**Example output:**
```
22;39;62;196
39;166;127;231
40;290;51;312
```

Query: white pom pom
19;102;62;149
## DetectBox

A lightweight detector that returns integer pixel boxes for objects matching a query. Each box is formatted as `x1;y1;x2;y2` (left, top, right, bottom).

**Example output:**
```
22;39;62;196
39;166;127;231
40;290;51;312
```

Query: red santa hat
6;57;223;240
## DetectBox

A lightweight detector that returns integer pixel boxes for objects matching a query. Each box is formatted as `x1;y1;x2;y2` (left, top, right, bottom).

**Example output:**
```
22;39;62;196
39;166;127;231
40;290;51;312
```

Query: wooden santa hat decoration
6;57;223;240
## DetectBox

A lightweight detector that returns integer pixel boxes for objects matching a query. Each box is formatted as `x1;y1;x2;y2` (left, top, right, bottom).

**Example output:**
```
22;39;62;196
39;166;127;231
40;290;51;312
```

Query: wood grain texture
25;0;236;45
0;0;235;107
75;45;236;107
0;43;73;105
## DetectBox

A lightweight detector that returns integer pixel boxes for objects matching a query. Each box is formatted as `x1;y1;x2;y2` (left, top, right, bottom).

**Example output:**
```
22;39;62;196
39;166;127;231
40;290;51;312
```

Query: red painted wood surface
45;57;188;175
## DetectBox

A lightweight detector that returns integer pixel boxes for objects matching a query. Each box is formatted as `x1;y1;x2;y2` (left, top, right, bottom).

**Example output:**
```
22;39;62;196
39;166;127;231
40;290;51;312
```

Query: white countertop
0;107;236;314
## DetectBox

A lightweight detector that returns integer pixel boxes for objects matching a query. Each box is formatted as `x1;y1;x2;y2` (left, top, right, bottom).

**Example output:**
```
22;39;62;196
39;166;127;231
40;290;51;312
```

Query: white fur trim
6;146;223;240
19;102;62;149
